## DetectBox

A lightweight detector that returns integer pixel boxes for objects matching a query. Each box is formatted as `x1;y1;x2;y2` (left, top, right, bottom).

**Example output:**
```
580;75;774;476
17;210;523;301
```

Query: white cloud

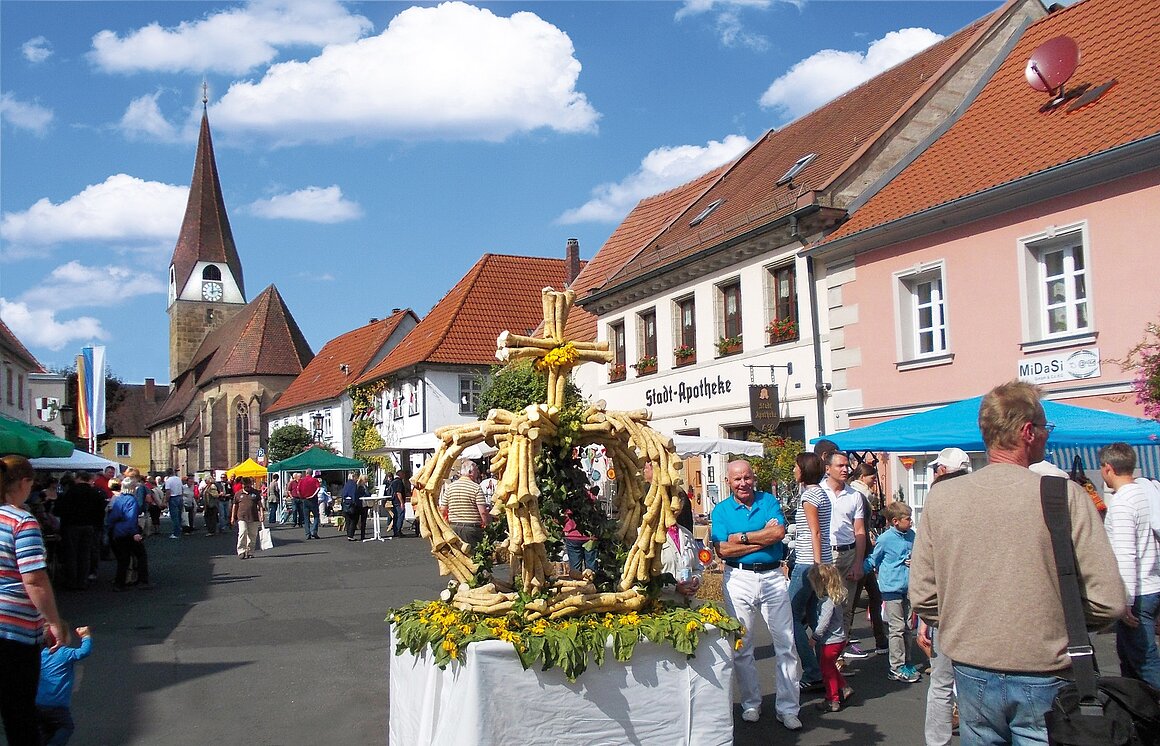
676;0;794;50
18;261;166;312
22;36;53;63
0;174;187;250
88;0;372;75
247;185;362;223
119;92;184;142
211;2;599;144
759;27;945;121
0;93;53;136
557;135;751;224
0;299;107;351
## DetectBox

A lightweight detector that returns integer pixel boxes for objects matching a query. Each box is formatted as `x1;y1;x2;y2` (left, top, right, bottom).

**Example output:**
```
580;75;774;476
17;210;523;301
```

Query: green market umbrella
0;415;74;458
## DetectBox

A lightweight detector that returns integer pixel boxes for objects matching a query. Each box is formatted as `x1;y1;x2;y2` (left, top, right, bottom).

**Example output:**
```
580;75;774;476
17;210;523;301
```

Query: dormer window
776;153;817;186
202;265;222;281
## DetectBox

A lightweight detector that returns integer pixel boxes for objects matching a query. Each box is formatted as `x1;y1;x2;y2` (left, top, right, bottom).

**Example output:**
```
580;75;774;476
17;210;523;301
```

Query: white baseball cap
932;447;971;472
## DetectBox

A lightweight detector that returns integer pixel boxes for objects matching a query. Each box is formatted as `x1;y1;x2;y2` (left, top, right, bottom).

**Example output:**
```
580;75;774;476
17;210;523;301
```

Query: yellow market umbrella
228;458;268;478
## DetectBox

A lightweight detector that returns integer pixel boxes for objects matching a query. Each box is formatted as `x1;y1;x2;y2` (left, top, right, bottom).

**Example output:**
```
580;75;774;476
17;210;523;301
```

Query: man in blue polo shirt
711;459;802;730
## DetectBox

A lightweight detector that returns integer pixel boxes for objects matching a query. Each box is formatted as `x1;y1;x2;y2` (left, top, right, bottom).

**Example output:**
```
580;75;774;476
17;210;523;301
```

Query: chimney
565;238;581;286
145;378;155;400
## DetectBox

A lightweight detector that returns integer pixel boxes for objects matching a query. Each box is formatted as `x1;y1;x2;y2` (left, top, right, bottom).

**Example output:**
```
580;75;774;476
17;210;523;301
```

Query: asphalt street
52;519;1118;745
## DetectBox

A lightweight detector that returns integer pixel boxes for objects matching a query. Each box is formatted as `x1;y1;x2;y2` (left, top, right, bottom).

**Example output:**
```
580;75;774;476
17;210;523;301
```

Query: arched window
235;400;250;461
202;265;222;281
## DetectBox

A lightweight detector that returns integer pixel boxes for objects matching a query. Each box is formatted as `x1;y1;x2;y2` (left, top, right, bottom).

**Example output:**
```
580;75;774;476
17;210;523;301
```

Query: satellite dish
1025;36;1080;97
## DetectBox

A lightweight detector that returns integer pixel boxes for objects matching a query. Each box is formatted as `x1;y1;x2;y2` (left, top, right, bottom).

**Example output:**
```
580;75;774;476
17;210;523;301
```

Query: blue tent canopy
816;396;1160;453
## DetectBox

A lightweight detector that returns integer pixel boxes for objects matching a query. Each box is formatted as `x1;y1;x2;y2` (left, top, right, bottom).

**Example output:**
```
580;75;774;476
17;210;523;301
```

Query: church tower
167;96;246;383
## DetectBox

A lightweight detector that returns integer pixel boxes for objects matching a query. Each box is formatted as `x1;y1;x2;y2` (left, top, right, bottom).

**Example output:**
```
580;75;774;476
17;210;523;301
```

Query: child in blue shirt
864;502;920;683
36;625;93;745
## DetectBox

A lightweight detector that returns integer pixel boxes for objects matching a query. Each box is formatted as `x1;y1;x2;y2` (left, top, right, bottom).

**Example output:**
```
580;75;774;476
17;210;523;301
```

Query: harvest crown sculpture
410;288;687;620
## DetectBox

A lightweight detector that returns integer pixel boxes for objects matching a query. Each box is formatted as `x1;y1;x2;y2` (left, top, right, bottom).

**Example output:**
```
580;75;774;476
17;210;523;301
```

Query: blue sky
1;0;1000;384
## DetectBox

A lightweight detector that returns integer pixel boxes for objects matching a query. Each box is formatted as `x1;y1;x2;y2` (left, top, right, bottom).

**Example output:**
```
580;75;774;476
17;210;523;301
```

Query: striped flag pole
75;353;90;444
80;346;107;454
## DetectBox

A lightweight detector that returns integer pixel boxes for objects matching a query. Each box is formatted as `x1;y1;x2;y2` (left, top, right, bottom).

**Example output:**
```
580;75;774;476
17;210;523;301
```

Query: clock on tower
202;281;224;301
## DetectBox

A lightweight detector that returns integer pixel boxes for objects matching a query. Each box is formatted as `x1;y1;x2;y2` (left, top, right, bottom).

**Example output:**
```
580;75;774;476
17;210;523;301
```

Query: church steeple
168;105;246;308
167;101;247;383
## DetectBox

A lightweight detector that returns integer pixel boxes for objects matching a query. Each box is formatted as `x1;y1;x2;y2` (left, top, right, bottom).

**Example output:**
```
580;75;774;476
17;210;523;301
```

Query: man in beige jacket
910;381;1125;744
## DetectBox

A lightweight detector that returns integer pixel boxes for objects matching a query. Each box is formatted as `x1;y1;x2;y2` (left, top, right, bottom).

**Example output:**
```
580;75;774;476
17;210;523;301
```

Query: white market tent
668;435;764;457
30;450;125;471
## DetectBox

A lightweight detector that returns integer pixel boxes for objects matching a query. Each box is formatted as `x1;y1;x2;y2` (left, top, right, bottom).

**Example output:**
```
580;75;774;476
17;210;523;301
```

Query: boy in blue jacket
864;501;920;683
37;625;93;745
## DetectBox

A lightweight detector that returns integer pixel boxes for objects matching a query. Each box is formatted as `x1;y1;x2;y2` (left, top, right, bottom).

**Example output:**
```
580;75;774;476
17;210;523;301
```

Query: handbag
258;522;274;551
1039;475;1160;745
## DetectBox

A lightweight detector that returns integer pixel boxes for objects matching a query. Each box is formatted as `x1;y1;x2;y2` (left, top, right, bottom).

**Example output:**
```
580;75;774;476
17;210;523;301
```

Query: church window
235;401;250;461
202;265;222;281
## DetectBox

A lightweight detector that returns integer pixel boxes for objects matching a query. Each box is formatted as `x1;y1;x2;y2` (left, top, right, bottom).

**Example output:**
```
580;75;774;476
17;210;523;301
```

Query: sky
1;0;1002;384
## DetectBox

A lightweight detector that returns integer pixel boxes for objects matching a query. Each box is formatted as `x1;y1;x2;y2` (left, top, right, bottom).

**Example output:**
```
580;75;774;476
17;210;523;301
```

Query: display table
361;495;385;542
389;627;735;745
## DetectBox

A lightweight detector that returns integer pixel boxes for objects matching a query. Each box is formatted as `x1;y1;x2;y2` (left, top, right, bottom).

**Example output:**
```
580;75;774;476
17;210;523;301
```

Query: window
407;382;419;416
689;199;724;227
235;401;250;461
776;153;817;186
393;389;403;420
894;262;950;365
609;321;626;381
460;376;481;415
5;368;11;405
674;296;696;364
718;280;742;354
1020;224;1093;345
17;374;24;410
767;263;798;342
202;265;222;281
638;309;657;359
115;442;131;458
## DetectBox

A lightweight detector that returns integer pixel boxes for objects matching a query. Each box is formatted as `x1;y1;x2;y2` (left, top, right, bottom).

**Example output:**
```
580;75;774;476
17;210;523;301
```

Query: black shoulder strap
1040;475;1100;702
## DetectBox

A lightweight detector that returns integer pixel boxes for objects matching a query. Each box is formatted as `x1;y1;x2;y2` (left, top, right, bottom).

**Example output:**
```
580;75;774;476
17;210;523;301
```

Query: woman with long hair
787;451;831;692
1;455;70;745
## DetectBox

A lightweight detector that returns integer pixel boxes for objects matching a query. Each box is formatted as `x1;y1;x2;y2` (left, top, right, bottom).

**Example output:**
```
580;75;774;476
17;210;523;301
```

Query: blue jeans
565;539;597;572
390;498;404;536
1116;591;1160;689
168;496;183;537
303;497;320;537
954;662;1067;745
36;705;75;745
788;562;821;683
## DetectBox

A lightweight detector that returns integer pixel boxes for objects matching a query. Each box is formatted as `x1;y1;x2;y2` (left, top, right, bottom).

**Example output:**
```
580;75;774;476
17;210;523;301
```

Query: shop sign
749;384;780;430
1018;347;1101;385
644;374;734;408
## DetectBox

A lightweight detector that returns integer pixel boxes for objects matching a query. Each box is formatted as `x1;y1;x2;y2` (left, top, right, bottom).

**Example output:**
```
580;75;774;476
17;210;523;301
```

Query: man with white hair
930;447;971;480
440;462;488;549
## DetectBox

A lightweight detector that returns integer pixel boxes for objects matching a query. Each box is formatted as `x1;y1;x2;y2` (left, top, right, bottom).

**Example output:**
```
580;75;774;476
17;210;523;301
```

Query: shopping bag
258;523;274;551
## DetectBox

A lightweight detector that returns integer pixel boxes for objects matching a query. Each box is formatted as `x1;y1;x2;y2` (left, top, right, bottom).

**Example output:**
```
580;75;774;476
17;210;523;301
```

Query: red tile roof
356;254;572;383
0;318;43;372
267;309;417;414
151;285;313;425
825;0;1160;243
171;111;245;299
562;167;728;341
107;382;168;437
596;9;1003;292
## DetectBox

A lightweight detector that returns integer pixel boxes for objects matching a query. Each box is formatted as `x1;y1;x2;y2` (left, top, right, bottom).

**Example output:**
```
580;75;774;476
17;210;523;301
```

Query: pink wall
845;169;1160;418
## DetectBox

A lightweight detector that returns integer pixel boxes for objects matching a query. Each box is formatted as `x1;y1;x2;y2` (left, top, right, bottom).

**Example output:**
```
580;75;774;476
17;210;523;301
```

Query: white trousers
237;520;259;556
722;566;802;716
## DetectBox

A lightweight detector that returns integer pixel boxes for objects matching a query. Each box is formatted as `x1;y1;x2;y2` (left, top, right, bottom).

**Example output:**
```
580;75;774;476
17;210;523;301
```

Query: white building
1;318;67;438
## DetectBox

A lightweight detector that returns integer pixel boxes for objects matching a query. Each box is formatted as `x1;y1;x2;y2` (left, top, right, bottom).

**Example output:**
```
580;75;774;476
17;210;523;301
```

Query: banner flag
84;345;107;436
75;354;91;440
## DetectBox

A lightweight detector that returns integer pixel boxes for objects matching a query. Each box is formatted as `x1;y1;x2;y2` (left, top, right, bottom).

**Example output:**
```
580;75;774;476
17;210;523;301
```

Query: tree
1113;317;1160;420
268;425;313;462
743;433;805;515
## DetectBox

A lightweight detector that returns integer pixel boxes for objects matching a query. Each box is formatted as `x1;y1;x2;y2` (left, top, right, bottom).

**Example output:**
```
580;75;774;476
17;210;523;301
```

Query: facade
355;253;577;475
96;378;166;472
148;108;313;475
571;0;1044;509
810;0;1160;509
0;318;67;438
266;309;419;456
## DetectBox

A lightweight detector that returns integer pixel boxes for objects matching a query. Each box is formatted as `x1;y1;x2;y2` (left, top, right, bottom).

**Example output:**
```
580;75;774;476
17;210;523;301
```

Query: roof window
776;153;817;186
689;199;725;227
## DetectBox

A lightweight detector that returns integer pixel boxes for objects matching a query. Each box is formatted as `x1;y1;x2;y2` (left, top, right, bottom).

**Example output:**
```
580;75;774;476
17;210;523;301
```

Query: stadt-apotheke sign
644;374;734;408
1018;347;1101;385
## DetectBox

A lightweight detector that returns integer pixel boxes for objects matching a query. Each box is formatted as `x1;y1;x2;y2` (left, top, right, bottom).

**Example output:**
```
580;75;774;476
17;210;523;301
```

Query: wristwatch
740;532;749;544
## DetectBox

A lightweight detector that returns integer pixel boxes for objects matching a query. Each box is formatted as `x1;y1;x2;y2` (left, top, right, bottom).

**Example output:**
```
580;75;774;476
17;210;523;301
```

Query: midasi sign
1018;348;1101;385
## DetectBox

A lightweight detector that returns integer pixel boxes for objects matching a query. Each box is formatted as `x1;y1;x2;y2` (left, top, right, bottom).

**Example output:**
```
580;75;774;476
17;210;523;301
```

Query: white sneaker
776;713;802;731
741;707;759;722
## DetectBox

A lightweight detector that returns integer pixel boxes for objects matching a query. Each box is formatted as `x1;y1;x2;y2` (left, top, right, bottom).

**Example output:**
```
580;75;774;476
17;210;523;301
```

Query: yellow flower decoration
534;343;579;371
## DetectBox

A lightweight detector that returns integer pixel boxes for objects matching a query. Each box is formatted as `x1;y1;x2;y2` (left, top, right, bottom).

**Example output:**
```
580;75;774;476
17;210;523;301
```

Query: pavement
51;520;1118;745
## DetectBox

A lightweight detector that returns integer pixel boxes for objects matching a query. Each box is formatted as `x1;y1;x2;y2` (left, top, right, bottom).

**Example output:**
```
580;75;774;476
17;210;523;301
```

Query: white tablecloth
389;627;735;745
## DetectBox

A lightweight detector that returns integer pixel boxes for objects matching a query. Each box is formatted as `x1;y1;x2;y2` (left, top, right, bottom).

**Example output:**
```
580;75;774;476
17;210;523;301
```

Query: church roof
267;309;418;415
356;254;572;384
0;317;44;372
170;110;245;299
151;285;314;426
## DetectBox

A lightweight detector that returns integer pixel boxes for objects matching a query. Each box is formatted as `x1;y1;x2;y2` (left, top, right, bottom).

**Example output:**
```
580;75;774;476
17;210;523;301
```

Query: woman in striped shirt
1;455;70;746
788;451;832;692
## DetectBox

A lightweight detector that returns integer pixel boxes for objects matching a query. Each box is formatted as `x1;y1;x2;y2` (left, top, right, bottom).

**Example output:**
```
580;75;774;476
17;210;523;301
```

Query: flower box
634;363;657;376
766;319;798;345
716;336;742;356
674;354;696;368
609;363;626;382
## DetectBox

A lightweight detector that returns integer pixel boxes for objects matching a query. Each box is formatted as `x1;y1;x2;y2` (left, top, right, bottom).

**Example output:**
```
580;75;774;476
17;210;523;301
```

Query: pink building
809;0;1160;500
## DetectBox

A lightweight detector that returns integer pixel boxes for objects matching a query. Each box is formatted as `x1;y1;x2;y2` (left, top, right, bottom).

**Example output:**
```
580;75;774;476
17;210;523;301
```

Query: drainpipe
804;249;828;437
